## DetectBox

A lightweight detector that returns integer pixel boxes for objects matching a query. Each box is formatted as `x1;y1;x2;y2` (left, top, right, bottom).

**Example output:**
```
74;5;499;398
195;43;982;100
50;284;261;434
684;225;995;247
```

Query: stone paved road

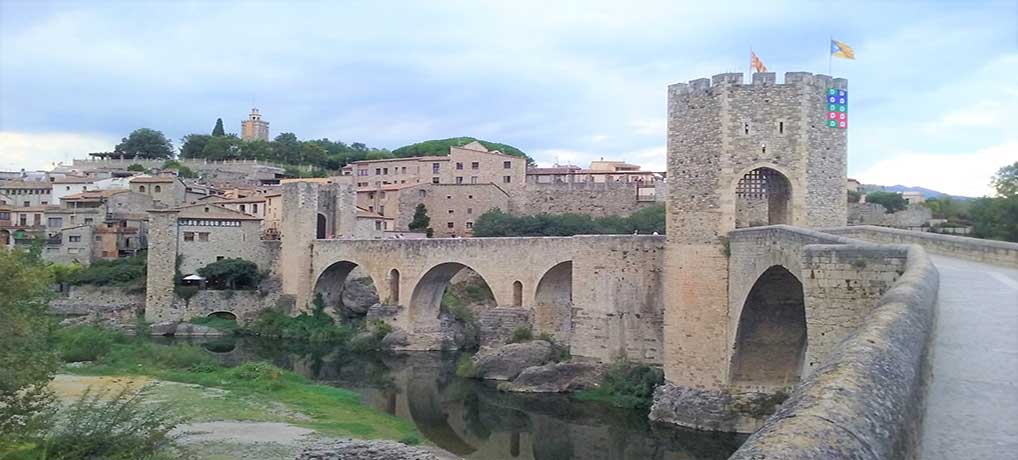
921;256;1018;460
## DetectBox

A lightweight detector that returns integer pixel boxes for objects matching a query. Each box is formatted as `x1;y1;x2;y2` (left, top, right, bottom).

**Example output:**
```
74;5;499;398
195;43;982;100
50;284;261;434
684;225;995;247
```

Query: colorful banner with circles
826;88;847;129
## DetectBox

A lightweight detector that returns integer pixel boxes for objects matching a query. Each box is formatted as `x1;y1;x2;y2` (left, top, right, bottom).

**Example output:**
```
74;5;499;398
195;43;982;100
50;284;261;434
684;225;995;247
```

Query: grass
574;360;664;410
57;326;420;441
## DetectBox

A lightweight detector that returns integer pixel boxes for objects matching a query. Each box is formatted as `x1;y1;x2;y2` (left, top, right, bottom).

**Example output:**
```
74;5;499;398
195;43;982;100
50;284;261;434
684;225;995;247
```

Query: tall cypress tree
212;118;225;136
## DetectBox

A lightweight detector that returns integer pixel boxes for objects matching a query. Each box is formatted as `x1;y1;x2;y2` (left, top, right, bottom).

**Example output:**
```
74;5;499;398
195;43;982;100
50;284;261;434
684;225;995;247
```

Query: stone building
0;180;52;208
171;203;275;275
241;107;270;142
50;176;95;204
342;141;528;189
129;175;186;207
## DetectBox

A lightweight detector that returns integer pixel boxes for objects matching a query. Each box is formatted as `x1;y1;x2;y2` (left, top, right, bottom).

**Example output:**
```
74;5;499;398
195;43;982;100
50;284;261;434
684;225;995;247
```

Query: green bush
472;205;665;237
197;258;263;290
54;326;124;363
243;306;353;344
575;360;664;410
399;435;421;446
866;191;908;213
447;304;480;350
455;354;477;378
66;254;146;288
508;326;533;344
99;341;216;371
41;384;181;460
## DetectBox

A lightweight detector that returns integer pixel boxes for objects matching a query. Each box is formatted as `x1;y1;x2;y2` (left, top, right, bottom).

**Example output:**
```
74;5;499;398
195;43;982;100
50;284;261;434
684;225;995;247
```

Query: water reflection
157;336;745;460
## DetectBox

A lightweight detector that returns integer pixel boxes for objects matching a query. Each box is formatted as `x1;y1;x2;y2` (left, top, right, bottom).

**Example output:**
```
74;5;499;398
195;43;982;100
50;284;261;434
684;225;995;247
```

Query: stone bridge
307;235;666;362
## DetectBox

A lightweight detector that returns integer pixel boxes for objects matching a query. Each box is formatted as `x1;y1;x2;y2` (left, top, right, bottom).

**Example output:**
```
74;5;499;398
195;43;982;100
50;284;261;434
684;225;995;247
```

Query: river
158;336;745;460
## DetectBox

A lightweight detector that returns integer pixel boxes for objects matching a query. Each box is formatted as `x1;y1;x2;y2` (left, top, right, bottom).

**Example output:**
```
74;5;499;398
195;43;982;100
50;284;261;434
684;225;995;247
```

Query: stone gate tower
662;72;847;390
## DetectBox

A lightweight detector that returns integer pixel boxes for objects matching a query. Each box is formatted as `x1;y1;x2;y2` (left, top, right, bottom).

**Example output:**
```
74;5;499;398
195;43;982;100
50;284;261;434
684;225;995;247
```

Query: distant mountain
862;184;975;200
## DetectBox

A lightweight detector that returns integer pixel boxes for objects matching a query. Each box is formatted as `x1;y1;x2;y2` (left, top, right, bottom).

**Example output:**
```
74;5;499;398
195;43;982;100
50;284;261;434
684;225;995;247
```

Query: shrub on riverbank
575;360;664;410
54;326;125;363
244;305;355;343
64;253;146;289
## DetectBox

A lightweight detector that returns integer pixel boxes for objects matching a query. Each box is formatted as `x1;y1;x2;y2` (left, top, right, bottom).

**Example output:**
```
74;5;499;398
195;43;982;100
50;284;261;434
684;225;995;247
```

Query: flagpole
828;36;832;75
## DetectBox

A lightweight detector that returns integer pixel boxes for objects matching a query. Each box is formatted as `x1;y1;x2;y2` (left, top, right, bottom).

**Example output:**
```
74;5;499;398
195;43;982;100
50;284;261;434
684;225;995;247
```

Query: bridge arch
534;261;572;306
313;260;381;319
409;262;498;324
729;265;806;388
730;163;797;229
207;311;237;321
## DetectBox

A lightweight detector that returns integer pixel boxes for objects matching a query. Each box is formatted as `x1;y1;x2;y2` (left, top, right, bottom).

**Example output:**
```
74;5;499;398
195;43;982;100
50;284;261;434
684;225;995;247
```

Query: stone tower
279;179;358;311
241;108;270;141
662;72;848;389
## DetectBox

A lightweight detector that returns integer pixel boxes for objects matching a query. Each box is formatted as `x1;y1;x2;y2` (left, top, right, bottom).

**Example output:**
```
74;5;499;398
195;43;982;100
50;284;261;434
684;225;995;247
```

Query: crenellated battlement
669;71;847;95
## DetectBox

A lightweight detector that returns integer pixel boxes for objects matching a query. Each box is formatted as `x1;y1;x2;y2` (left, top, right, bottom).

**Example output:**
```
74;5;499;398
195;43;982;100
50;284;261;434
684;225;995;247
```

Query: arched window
154;185;162;193
139;185;146;193
316;213;327;239
512;281;523;307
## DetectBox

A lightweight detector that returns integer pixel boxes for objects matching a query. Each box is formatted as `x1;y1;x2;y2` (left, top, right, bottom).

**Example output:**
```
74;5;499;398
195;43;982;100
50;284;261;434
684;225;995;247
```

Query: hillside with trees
392;137;534;164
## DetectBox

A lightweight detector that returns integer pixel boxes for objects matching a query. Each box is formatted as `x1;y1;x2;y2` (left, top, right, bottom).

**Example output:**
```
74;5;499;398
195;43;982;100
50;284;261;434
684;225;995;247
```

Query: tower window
744;122;750;135
779;121;784;134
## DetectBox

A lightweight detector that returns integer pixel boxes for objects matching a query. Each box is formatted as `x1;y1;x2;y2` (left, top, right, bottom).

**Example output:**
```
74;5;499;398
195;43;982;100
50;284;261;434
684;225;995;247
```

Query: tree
161;160;196;178
865;191;907;213
271;133;301;164
847;190;862;204
969;196;1018;242
197;258;263;290
212;118;225;137
114;128;174;159
126;164;146;172
200;135;243;160
392;137;534;165
179;134;212;159
991;161;1018;198
408;204;431;236
0;249;59;450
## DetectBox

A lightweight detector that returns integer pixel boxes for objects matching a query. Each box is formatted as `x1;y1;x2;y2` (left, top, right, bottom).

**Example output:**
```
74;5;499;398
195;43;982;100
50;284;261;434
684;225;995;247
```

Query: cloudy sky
1;0;1015;196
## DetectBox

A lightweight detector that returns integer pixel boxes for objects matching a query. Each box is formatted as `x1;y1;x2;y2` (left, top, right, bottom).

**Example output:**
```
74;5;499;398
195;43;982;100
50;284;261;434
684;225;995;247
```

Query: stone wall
49;285;145;316
509;181;654;218
826;225;1018;267
730;245;938;460
848;202;931;228
177;222;279;275
149;288;282;325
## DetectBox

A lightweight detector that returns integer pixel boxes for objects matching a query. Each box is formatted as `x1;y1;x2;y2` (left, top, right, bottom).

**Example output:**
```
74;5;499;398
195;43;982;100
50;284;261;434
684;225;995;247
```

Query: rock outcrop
295;440;442;460
500;361;605;393
340;276;380;317
469;340;554;381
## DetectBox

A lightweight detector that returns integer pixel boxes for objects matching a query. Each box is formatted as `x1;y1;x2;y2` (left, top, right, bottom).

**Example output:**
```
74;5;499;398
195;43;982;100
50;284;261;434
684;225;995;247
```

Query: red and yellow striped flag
751;51;767;73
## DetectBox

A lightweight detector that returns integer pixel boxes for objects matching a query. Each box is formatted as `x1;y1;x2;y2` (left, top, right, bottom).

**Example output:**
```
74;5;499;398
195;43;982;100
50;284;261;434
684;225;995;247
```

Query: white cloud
855;141;1017;197
0;131;116;171
630;119;665;136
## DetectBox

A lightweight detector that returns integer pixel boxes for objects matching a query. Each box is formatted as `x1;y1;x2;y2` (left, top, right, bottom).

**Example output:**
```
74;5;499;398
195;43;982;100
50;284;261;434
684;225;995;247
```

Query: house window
368;205;374;212
447;222;454;229
467;207;472;214
466;221;473;229
94;234;102;242
432;163;440;173
448;209;454;214
470;176;478;184
456;177;463;184
240;204;246;212
471;162;479;170
33;214;41;225
432;177;440;184
375;168;381;175
68;235;80;243
41;201;47;205
139;185;146;193
456;162;463;170
84;218;93;224
19;215;26;226
23;201;29;207
379;205;385;215
503;161;512;169
368;192;375;199
383;167;389;174
446;195;452;199
184;232;195;242
503;176;512;183
375;221;383;230
358;169;368;176
198;232;210;242
217;256;224;261
154;185;161;193
48;217;62;227
418;190;426;198
252;203;258;213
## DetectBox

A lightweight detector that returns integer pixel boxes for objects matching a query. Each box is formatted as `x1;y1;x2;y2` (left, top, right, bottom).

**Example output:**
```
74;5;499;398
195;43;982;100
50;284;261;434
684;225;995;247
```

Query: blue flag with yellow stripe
831;39;855;60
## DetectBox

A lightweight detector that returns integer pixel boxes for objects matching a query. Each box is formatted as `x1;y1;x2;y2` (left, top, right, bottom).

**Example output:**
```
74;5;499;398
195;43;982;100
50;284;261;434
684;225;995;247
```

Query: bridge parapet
824;225;1018;268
